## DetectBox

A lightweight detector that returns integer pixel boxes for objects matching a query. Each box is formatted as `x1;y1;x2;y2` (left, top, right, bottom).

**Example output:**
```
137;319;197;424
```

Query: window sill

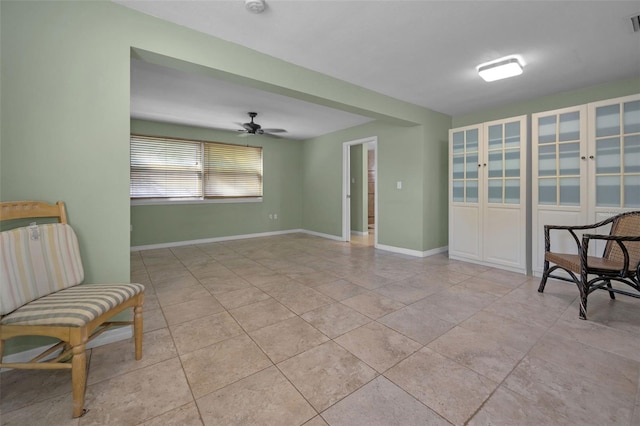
131;198;263;206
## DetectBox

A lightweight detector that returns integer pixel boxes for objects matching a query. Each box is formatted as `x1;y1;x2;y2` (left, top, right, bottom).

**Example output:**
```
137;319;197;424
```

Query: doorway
342;136;377;246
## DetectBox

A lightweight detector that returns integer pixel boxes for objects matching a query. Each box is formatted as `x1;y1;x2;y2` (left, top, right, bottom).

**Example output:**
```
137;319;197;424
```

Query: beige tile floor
1;233;640;425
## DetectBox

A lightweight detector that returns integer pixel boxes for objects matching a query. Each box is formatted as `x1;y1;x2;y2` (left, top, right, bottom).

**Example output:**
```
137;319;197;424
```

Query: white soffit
130;59;374;140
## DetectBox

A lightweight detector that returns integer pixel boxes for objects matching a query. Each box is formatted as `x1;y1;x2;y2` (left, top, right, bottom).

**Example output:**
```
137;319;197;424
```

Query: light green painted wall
1;0;448;354
453;77;640;127
301;117;451;252
130;120;303;246
422;114;452;250
349;144;367;233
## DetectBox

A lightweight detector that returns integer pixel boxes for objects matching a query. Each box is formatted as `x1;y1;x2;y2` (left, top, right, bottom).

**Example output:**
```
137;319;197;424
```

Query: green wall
130;120;303;246
453;76;640;127
1;1;450;353
301;117;450;252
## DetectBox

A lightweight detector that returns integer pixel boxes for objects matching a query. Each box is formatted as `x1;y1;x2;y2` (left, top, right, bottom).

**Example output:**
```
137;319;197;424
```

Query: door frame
342;136;378;244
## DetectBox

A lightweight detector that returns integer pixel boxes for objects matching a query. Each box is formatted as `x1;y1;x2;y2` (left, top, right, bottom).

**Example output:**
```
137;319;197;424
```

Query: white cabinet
532;94;640;275
449;115;527;274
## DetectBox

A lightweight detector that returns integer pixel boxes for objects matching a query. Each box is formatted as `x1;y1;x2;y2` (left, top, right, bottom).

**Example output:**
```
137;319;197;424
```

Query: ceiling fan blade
261;128;287;133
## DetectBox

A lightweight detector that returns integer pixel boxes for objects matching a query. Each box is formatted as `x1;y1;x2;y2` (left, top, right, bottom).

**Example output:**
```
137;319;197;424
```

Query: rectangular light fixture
477;57;524;82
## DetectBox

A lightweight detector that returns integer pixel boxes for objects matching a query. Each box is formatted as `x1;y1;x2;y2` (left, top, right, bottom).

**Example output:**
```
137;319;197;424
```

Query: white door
532;106;589;275
449;125;482;261
588;94;640;254
482;116;527;270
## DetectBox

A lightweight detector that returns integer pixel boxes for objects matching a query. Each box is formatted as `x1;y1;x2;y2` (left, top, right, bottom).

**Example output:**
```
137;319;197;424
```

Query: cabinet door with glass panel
482;116;527;270
449;125;482;261
588;94;640;219
532;106;589;275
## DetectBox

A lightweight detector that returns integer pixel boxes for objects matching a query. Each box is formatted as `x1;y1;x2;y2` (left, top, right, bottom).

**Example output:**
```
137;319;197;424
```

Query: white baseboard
448;255;528;275
298;229;344;241
1;326;132;372
375;244;448;258
131;229;447;259
350;230;369;236
131;229;302;251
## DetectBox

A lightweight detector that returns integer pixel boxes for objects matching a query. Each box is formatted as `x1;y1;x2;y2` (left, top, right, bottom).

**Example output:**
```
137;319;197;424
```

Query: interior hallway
1;233;639;425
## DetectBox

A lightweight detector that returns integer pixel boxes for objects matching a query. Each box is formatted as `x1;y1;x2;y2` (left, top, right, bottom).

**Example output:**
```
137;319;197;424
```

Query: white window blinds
130;135;263;200
204;143;263;198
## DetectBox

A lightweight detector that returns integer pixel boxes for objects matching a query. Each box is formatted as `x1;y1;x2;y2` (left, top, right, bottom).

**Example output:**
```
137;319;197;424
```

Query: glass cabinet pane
559;111;580;141
488;180;502;203
539;178;557;205
624;175;640;207
596;176;621;207
488;151;502;178
488;125;502;149
538;116;557;144
466;129;478;151
538;145;556;176
452;181;464;202
596;137;621;174
452;155;464;179
559;177;580;206
596;104;620;137
466;153;478;179
504;149;520;177
466;181;478;202
623;100;640;134
452;132;464;153
624;135;640;173
558;143;580;175
505;179;520;204
505;122;520;148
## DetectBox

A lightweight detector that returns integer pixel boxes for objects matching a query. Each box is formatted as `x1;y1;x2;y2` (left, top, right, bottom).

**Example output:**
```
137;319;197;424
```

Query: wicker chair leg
579;264;588;320
605;280;616;300
538;260;550;293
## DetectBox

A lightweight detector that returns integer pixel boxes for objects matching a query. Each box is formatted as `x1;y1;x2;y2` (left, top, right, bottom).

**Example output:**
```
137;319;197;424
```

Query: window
130;135;263;201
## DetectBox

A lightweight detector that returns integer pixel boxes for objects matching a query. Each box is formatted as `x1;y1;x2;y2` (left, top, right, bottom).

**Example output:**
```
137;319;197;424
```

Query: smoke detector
245;0;266;14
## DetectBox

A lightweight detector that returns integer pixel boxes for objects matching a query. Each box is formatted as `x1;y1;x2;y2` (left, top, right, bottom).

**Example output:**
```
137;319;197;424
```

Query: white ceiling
120;0;640;139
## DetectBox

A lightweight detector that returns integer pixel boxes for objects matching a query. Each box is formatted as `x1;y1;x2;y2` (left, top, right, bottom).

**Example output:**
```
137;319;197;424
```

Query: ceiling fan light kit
245;0;266;14
236;112;287;137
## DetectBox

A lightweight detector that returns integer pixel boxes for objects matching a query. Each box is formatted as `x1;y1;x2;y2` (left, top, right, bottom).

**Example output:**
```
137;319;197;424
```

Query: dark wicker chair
538;211;640;320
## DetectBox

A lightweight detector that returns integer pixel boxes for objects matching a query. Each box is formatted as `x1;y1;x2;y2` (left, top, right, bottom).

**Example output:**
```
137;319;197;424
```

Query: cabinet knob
589;155;595;159
581;156;586;160
483;163;487;167
478;164;481;167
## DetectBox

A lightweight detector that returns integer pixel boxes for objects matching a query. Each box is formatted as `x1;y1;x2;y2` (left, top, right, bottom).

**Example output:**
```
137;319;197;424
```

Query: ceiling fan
235;112;287;137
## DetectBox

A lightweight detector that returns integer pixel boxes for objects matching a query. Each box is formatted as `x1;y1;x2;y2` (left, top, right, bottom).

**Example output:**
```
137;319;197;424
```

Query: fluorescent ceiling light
477;57;524;82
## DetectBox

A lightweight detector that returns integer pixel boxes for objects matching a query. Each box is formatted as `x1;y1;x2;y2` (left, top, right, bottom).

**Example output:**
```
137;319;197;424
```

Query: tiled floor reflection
2;233;639;425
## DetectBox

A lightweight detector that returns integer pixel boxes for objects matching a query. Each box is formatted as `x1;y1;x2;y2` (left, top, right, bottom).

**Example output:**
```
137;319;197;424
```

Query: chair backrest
605;212;640;270
0;222;84;316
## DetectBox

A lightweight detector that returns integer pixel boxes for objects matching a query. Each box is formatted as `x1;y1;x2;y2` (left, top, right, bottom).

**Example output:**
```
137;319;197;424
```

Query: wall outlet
268;214;273;220
274;213;278;220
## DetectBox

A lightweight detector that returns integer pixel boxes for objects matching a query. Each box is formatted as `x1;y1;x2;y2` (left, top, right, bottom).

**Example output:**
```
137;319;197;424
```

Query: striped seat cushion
0;283;144;327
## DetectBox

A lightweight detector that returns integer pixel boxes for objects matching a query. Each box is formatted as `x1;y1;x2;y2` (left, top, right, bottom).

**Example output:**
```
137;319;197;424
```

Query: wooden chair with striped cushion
0;201;144;417
538;211;640;320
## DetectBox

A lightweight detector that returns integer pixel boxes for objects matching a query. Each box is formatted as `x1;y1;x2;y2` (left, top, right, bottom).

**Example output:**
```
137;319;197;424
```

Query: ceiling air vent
631;14;640;32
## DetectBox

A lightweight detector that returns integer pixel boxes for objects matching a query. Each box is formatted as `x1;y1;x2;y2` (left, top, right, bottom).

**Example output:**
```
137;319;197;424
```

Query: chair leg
579;267;588;320
538;260;550;293
134;304;143;361
605;280;616;300
71;343;88;418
